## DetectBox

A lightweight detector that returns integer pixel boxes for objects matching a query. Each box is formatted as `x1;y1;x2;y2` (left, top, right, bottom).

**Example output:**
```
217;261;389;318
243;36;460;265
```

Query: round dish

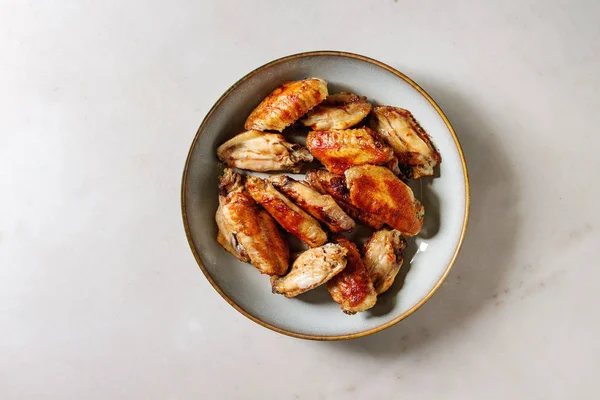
181;51;469;340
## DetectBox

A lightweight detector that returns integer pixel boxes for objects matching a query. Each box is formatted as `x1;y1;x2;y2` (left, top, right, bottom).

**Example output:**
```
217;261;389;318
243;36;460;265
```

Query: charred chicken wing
345;165;424;236
305;169;384;230
306;127;394;174
245;78;328;132
216;169;289;275
245;176;328;247
269;175;355;233
327;237;377;314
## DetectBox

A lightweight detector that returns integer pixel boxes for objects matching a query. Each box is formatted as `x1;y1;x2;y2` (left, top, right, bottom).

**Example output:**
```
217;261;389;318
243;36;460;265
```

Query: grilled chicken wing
245;176;328;247
369;106;441;178
300;92;372;130
363;229;407;294
271;243;348;298
305;169;384;230
216;169;289;275
245;78;328;132
217;130;312;173
345;165;424;236
306;127;394;174
327;237;377;314
269;175;355;233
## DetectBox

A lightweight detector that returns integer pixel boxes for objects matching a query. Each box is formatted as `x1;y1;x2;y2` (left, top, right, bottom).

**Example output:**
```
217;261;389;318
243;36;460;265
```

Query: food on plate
211;77;444;314
305;169;385;230
271;243;348;298
326;237;377;314
369;106;441;178
245;176;328;247
345;164;424;235
216;169;289;275
216;130;312;173
245;78;328;132
269;174;355;233
300;92;372;130
306;127;394;174
362;229;407;294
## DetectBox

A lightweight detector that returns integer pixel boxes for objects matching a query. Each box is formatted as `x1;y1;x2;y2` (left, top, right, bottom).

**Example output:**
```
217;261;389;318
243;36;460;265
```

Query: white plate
181;51;469;340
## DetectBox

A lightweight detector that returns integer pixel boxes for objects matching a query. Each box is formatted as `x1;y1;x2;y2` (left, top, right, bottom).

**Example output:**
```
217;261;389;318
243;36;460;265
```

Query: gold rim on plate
181;50;470;341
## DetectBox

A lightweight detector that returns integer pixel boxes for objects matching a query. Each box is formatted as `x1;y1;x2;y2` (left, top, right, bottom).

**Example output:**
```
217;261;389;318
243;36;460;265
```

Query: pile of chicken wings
215;77;441;314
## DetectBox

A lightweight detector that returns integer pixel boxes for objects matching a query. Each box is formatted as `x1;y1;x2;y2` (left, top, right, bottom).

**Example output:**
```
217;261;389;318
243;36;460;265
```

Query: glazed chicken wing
217;130;313;173
369;106;441;178
245;176;328;247
345;165;424;236
300;92;372;130
271;243;348;298
306;127;394;174
245;78;328;132
305;169;384;230
216;169;289;275
269;175;355;233
362;229;407;294
327;237;377;314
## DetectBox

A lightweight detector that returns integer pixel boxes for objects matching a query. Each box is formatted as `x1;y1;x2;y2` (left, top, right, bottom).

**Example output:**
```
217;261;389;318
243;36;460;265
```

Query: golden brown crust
269;175;355;233
326;237;377;314
216;169;289;275
369;106;441;179
305;169;385;230
245;78;328;132
245;176;328;248
306;127;394;175
345;165;424;236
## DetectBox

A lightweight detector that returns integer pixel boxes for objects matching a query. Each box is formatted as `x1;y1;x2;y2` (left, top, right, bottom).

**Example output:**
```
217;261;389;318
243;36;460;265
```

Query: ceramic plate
181;51;469;340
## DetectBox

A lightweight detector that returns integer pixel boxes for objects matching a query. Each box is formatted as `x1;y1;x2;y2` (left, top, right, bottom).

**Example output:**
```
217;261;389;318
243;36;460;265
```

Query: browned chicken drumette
216;130;312;173
306;127;394;175
300;92;372;130
215;169;289;275
362;229;407;294
269;175;355;233
245;78;328;132
245;176;328;248
369;106;441;179
345;165;424;236
271;243;348;298
305;169;384;230
327;237;377;314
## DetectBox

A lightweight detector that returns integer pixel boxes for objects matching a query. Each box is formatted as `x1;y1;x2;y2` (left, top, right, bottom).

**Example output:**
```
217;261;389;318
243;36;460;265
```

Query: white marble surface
1;1;599;398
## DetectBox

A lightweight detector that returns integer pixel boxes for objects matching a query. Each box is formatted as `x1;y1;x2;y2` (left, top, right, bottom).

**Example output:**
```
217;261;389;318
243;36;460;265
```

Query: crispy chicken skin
300;92;372;130
369;106;441;178
245;78;328;132
216;169;289;275
305;169;385;230
269;175;355;233
216;130;313;173
327;237;377;314
271;243;348;298
245;176;328;247
306;127;394;174
362;229;407;294
345;165;424;236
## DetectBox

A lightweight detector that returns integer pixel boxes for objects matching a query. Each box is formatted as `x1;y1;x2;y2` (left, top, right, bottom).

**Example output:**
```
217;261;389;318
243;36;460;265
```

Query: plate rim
181;50;471;341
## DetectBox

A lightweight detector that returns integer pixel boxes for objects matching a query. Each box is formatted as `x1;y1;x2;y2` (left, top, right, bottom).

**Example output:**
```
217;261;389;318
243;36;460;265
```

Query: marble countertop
2;1;599;398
